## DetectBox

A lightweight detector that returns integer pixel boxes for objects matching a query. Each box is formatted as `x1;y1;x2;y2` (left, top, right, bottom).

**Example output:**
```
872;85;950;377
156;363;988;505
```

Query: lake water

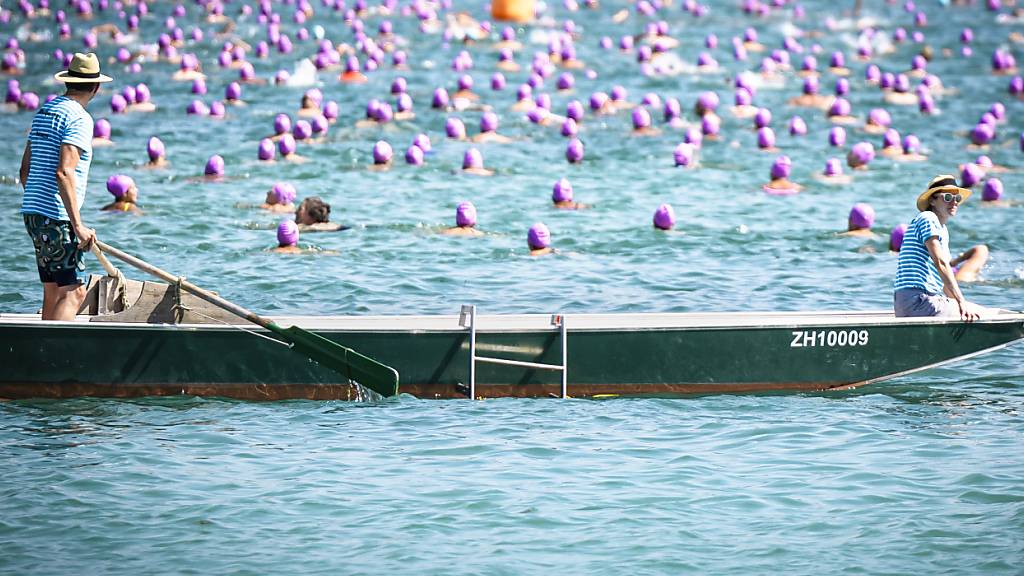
1;0;1023;573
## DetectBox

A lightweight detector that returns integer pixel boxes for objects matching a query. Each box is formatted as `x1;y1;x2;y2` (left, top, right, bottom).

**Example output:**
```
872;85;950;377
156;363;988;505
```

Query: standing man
20;52;112;320
893;175;986;321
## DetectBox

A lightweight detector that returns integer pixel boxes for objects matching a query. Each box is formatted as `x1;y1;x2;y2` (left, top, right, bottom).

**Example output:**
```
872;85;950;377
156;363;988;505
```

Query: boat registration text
790;329;869;348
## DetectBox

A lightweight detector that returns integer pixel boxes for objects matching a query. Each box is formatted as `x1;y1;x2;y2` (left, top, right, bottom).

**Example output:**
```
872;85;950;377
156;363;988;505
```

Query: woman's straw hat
54;52;113;83
916;174;971;212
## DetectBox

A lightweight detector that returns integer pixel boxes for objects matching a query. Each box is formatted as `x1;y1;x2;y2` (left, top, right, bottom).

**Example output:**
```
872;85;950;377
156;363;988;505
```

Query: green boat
1;276;1022;400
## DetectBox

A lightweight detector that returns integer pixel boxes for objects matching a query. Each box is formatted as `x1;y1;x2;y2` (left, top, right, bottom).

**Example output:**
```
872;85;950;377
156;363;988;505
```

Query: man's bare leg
48;284;86;321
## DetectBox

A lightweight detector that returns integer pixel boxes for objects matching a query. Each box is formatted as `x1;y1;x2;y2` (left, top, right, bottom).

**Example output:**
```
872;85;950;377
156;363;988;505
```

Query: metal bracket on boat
172;276;186;324
458;305;568;400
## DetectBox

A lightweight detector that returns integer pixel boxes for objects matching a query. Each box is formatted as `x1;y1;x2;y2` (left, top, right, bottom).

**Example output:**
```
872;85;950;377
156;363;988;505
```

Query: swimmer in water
551;178;589;210
145;136;168;168
100;174;143;215
879;129;903;158
92;118;113;147
631;107;660;136
839;203;877;238
653;203;675;230
461;148;493;176
896;134;928;162
261;182;297;213
203;154;225;180
277;134;306;163
298;88;322;117
815;158;853;185
847;142;875;171
787;76;834;110
527;222;553;256
441;201;484;236
295;196;344;232
369;140;393;171
272;220;303;254
471;111;513;143
863;108;891;135
763;155;802;194
980;178;1017;208
827;97;857;125
129;83;156;112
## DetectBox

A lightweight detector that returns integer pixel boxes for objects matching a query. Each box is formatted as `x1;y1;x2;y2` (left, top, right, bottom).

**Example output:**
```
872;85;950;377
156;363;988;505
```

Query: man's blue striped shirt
21;95;94;221
894;210;949;295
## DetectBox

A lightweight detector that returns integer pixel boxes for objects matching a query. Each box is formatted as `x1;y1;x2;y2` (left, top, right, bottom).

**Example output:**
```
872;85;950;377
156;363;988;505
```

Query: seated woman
839;203;877;238
261;182;297;213
551;178;589;209
441;201;484;236
272;220;303;254
101;174;143;215
295;196;344;231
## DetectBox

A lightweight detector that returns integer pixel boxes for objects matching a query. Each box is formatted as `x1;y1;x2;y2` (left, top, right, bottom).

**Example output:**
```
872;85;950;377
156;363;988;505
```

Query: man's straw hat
54;52;113;84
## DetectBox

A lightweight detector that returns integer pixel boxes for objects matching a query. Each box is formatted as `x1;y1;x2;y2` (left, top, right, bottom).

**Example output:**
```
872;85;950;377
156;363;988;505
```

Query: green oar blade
274;325;400;397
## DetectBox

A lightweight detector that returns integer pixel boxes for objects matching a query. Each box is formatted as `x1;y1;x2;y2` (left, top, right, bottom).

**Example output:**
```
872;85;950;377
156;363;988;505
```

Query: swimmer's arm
19;142;30;189
949;250;970;268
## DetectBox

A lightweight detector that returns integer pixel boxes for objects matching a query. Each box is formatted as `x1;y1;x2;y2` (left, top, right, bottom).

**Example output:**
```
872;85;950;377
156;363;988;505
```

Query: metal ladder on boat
458;305;568;399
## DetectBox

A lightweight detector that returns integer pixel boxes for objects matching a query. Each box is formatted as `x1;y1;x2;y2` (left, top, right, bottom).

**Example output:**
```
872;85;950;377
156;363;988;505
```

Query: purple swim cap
432;87;450;109
789;116;808;136
405;145;424;165
589;91;609;111
527;223;551;250
970;123;995;146
960;163;983;187
391;77;407;95
457;74;474;92
480;111;499;133
902;134;921;154
849;142;875;166
135;83;151;103
849;203;875;230
552;178;573;203
734;87;753;106
110;94;127;114
828;98;851;117
209;101;226;118
632;107;652;130
272;182;297;204
696;91;719;115
566;139;584;163
823;158;843;176
93;118;111;139
258;138;275;161
413;133;432;153
890;223;908;251
311;114;329;135
830;51;846;68
205;155;225;176
868;108;891;127
754;107;772;129
225;82;242;101
653;204;675;230
770;155;792;179
373;140;393;164
192;78;207;95
278;134;297;156
147;136;165;161
674;143;695;167
756;127;775;149
106;174;134;198
273;113;292;135
491;72;506;91
882;129;901;148
1009;76;1024;95
610;85;628;102
802;76;819;96
701;115;721;136
982;178;1004;201
828;126;847;148
277;219;299;247
663;98;681;121
456;201;477;227
445;117;466;139
560;118;577;137
566;100;584;122
463;148;483;169
557;72;574;91
293;120;313;140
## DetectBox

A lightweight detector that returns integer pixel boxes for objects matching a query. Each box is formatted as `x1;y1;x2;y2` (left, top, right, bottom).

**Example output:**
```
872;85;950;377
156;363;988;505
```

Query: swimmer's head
828;97;851;117
970;123;994;146
278;133;297;156
847;142;875;168
882;128;901;149
589;91;609;111
848;202;875;231
405;145;424;165
271;182;297;205
566;138;584;163
734;87;753;106
147;136;165;161
757;127;776;149
789;116;808;136
432;87;449;109
867;108;891;127
455;201;477;227
674;142;695;167
835;78;850;96
770;155;792;180
413;133;432;153
701;115;720;136
552;178;573;203
653;203;675;230
830;51;846;68
457;74;473;92
274;113;291;135
277;219;299;247
446;117;466;139
94;118;111;139
960;162;983;187
527;222;551;250
823;158;843;176
631;107;652;130
480;111;499;133
491;72;506;91
257;138;275;161
372;140;393;165
204;154;225;176
902;134;921;154
889;223;908;251
106;174;135;199
463;148;484;170
663;98;681;121
982;178;1003;201
566;100;584;122
225;81;241;101
293;120;312;140
557;72;574;91
802;76;819;95
110;93;127;114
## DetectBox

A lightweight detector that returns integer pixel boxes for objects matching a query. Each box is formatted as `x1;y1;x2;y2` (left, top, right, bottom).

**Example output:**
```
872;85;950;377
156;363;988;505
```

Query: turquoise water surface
1;0;1023;572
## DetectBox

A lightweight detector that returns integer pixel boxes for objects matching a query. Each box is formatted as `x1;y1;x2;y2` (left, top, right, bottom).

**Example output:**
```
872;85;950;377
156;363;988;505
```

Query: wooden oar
94;240;400;398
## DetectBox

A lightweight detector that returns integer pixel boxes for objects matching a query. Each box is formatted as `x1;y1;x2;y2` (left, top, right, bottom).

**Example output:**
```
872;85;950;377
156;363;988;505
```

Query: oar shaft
94;240;275;331
90;245;120;277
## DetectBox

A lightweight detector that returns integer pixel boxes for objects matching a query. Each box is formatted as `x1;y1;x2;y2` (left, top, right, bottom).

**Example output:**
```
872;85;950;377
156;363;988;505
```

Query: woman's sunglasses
938;192;963;204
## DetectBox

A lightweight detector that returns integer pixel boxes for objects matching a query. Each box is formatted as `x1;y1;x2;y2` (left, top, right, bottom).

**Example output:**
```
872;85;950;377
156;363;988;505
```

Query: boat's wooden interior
1;275;1020;332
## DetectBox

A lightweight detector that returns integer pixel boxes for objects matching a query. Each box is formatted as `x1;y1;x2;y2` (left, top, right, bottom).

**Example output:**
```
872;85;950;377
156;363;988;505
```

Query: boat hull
1;311;1022;400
